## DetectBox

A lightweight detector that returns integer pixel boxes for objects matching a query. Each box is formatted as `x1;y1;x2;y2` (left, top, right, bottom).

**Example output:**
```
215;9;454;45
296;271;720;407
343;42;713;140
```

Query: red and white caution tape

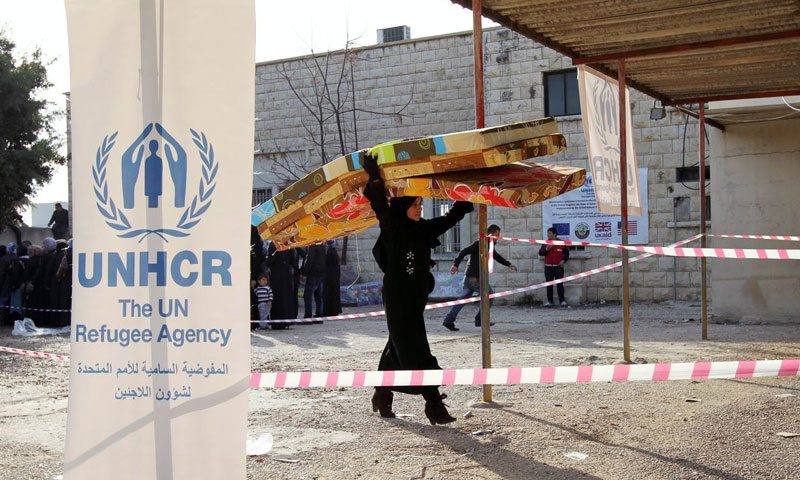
706;234;800;241
255;308;388;325
0;346;70;362
3;346;796;389
488;239;495;273
249;358;800;388
257;234;703;324
483;235;800;260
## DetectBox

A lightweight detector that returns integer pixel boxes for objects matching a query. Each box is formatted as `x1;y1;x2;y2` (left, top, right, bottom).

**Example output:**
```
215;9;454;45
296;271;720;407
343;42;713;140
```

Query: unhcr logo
92;123;218;242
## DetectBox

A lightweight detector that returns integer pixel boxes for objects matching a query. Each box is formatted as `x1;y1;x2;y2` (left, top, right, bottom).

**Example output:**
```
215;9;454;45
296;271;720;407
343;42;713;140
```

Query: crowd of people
250;226;342;330
0;238;73;328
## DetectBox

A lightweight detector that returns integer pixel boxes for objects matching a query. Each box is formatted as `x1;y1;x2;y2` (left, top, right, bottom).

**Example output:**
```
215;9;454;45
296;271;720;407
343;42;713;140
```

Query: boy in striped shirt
255;273;273;329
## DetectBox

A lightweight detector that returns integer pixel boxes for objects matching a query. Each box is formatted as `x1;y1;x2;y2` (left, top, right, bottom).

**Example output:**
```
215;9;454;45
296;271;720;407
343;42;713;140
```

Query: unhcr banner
64;1;254;479
577;66;641;217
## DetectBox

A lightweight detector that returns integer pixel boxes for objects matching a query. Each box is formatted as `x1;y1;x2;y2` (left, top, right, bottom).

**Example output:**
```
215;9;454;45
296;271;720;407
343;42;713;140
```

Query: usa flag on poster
617;220;638;236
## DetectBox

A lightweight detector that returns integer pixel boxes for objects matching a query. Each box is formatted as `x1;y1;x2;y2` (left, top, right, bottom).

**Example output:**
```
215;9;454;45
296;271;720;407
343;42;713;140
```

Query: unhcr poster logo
93;123;217;242
64;1;254;479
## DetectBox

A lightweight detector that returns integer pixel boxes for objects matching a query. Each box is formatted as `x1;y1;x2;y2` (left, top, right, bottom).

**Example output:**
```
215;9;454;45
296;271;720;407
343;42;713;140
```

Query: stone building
253;27;710;304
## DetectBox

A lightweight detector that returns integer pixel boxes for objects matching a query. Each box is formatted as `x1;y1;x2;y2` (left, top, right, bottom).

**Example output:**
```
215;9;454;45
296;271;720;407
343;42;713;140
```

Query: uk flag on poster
617;220;638;236
594;221;612;239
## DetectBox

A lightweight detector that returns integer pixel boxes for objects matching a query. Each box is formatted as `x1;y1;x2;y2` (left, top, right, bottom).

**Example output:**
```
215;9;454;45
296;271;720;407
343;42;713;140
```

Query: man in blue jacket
442;225;517;331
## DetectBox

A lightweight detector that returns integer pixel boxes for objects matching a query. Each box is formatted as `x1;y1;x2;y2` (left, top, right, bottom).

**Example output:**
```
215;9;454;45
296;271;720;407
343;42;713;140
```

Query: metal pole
472;0;485;130
478;205;492;402
699;102;708;340
618;60;631;362
472;0;492;403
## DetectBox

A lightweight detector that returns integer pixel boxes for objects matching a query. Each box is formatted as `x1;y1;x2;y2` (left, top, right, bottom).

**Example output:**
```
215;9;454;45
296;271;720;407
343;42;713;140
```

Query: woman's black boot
371;388;395;418
424;393;456;425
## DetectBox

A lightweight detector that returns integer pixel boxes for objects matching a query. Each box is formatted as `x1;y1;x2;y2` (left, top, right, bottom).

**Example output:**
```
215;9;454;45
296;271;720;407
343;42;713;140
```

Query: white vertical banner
64;1;254;479
577;65;641;216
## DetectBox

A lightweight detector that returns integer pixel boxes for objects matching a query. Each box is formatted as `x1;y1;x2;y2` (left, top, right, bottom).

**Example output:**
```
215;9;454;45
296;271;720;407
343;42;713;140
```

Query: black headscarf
389;196;418;218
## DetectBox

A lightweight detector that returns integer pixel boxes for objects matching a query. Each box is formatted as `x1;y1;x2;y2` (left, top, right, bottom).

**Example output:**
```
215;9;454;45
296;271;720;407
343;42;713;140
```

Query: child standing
254;273;273;329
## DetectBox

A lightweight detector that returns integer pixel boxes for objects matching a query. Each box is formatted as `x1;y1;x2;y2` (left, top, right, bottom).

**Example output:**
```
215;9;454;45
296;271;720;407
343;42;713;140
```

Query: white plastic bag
246;433;273;456
12;318;70;336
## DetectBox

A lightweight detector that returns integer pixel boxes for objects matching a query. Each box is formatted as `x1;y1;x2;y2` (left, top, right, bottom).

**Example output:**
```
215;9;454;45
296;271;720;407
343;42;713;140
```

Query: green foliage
0;32;65;227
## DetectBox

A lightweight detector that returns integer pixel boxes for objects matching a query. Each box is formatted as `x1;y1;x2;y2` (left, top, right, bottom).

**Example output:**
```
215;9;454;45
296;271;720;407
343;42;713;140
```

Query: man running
442;224;517;331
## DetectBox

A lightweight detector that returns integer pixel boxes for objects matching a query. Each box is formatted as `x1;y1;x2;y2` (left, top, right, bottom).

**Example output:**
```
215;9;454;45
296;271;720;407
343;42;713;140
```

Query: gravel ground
1;301;799;479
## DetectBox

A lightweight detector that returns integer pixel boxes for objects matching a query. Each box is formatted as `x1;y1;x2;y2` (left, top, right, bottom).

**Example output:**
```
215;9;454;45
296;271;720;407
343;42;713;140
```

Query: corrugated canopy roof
451;0;800;105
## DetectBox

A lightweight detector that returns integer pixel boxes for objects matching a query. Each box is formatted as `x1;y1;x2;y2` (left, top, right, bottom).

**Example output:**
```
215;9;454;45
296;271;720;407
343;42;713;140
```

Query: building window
544;69;580;117
676;166;711;183
252;188;272;207
428;199;462;254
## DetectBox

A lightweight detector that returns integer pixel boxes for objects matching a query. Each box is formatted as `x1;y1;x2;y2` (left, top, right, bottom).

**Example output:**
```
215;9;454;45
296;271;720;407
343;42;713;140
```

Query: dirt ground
1;301;799;479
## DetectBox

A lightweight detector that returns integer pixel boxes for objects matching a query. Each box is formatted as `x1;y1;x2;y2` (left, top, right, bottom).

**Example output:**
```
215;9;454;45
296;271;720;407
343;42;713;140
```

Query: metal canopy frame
459;0;800;373
453;0;800;118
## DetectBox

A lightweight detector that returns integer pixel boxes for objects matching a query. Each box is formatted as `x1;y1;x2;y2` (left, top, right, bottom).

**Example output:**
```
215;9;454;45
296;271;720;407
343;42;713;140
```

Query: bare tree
257;37;415;262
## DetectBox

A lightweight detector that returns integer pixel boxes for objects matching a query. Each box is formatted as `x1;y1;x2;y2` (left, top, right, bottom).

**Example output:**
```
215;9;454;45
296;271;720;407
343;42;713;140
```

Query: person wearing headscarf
322;240;342;317
0;242;23;325
38;237;61;326
265;243;298;329
42;237;56;255
8;243;29;321
301;242;327;319
363;154;473;425
22;245;44;322
54;241;73;327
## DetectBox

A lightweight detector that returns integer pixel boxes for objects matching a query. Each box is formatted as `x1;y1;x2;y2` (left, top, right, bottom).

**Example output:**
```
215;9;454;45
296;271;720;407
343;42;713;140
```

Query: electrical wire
678;112;710;191
782;96;800;112
345;233;361;288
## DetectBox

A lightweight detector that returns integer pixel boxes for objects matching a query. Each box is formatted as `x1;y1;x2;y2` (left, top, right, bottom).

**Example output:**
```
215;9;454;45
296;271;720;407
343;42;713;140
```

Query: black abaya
266;243;297;322
322;244;342;316
364;180;473;395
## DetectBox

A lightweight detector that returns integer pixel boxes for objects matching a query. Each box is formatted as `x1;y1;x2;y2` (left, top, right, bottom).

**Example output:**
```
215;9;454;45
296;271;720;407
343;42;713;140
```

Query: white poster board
543;168;649;245
578;66;642;216
64;1;254;478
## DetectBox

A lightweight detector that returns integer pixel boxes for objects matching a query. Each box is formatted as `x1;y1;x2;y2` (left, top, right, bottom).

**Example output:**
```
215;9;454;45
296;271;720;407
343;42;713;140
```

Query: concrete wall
0;227;57;247
254;27;709;304
710;117;800;323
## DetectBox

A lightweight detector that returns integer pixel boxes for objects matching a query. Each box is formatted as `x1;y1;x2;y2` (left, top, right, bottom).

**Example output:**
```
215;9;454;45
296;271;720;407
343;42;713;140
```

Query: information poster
64;1;254;478
543;168;649;245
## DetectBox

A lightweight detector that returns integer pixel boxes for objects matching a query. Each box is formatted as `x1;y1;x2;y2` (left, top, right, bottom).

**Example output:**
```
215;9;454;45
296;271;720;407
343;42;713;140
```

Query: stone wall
254;27;709;304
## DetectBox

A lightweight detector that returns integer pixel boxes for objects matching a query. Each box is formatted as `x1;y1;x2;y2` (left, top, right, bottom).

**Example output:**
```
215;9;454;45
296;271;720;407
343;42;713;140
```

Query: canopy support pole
619;59;631;362
472;0;492;403
699;102;708;340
